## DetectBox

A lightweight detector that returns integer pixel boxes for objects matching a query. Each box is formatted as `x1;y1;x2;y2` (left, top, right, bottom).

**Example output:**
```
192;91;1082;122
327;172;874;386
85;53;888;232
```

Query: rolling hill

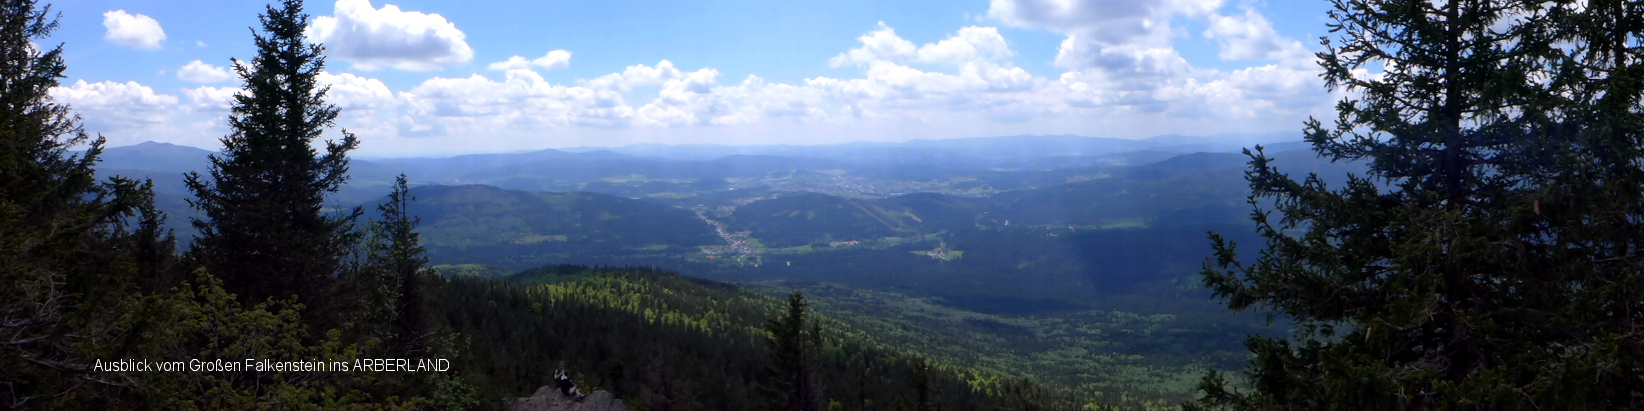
91;136;1365;307
401;185;720;268
389;146;1365;304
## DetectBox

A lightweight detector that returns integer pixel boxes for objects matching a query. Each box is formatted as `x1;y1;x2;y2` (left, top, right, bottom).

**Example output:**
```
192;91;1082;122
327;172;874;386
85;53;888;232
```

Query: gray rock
509;387;627;411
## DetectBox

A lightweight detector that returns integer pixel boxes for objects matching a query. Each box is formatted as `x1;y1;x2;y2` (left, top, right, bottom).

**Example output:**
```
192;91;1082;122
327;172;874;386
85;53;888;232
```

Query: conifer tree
910;358;940;411
185;0;360;309
377;174;430;354
129;188;179;291
0;0;152;406
765;292;825;411
1191;0;1644;409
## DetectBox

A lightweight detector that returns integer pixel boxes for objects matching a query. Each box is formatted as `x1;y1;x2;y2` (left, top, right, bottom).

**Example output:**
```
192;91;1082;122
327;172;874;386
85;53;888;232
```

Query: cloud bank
61;0;1340;154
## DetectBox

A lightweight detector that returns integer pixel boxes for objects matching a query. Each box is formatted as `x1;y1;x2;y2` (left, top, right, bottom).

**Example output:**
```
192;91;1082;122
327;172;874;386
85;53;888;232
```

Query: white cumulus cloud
915;26;1014;66
318;71;398;109
988;0;1221;44
177;60;235;83
584;60;690;91
58;3;1343;154
488;50;572;71
831;24;1016;68
52;80;178;123
829;23;917;67
102;10;166;49
982;0;1327;120
308;0;474;71
988;0;1222;71
183;86;242;111
1204;8;1309;62
51;80;183;146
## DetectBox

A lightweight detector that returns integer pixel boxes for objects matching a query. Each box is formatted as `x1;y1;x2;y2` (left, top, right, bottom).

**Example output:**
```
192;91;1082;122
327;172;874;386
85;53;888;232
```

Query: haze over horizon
51;0;1339;156
106;131;1301;159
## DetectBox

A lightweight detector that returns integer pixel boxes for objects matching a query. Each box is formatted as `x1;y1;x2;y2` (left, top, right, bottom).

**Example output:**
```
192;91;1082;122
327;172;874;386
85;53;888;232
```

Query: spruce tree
377;174;430;354
765;292;825;411
910;358;940;411
1191;0;1644;409
0;0;152;406
185;0;360;310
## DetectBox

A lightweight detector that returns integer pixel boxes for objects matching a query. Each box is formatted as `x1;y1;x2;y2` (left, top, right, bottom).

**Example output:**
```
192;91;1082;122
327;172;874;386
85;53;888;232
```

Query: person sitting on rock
554;360;587;402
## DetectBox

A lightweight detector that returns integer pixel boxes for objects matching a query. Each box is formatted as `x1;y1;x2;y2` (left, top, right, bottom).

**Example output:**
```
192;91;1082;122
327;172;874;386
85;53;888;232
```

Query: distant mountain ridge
102;133;1298;169
560;133;1297;161
90;136;1361;305
393;147;1367;303
97;141;214;173
95;134;1309;214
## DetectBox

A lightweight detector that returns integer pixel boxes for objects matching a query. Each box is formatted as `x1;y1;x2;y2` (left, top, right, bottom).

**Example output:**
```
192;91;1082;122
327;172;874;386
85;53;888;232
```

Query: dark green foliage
404;184;720;267
757;281;1277;409
429;263;515;278
378;174;433;356
908;359;939;411
100;269;415;410
764;292;825;411
407;180;1270;304
668;224;1257;304
0;0;155;405
394;149;1333;305
185;0;361;309
984;153;1253;227
347;174;434;353
427;265;1067;411
129;185;182;291
338;173;477;409
1193;0;1644;409
730;193;912;248
428;266;772;410
0;2;397;407
720;164;1262;249
0;1;440;408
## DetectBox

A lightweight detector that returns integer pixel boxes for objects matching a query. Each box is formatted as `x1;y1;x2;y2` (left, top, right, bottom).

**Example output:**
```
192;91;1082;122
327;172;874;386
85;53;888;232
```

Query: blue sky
45;0;1343;155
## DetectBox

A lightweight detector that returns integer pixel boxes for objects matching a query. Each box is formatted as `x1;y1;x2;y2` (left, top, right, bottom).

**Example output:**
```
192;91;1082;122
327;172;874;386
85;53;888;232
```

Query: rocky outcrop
509;387;627;411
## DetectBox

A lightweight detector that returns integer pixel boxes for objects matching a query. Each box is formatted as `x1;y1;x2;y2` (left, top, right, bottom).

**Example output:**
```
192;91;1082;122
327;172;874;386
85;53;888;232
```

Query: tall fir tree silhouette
765;292;826;411
0;0;156;405
1191;0;1644;409
186;0;360;310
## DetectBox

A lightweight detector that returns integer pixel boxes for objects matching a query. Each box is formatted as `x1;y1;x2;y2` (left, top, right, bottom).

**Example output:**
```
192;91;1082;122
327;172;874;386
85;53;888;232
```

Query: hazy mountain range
93;133;1362;308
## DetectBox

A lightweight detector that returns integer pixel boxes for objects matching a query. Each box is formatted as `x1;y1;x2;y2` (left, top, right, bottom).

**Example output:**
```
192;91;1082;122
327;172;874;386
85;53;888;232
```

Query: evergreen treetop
766;292;826;411
1192;0;1644;409
186;0;361;308
0;0;155;406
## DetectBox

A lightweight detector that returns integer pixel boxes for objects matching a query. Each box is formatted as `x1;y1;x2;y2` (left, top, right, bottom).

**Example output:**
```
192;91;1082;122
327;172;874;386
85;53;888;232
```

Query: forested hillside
394;180;1269;304
745;280;1280;409
435;265;1083;410
404;185;720;267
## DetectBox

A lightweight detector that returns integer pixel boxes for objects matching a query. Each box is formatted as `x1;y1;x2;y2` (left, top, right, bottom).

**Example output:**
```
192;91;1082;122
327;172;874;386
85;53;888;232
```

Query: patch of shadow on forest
960;318;1035;337
936;295;1084;316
